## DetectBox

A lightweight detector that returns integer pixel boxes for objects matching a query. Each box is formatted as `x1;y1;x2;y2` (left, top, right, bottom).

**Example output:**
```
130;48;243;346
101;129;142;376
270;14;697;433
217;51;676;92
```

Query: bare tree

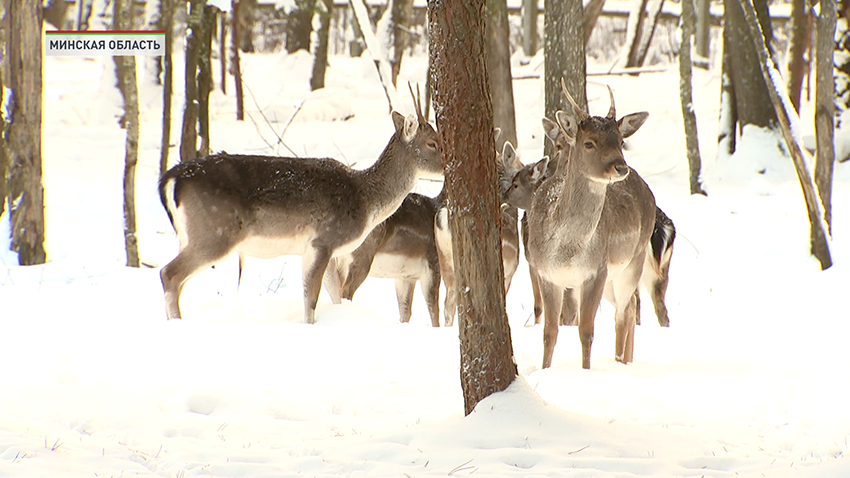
160;0;174;175
113;0;140;267
695;0;710;60
814;0;836;231
786;0;810;114
739;0;831;269
180;0;204;162
220;10;227;95
6;0;46;265
678;0;706;195
428;0;517;416
385;0;414;85
197;4;217;157
486;0;517;150
286;0;315;53
232;0;245;121
0;0;8;218
544;0;586;159
521;0;537;56
584;0;607;44
626;0;666;68
310;0;333;90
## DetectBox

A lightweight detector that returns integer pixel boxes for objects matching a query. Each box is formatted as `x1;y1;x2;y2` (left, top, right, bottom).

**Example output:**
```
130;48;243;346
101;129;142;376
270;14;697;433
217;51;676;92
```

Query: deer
526;81;656;369
504;131;676;329
158;92;443;324
322;190;443;326
435;139;522;327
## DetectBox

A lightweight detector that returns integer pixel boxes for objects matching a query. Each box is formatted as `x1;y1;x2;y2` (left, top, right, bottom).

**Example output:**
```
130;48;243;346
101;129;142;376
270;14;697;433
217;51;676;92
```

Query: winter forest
1;0;850;476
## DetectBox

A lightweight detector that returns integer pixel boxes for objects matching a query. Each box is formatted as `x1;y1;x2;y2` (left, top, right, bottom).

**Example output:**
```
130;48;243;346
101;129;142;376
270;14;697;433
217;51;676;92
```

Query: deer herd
158;81;676;370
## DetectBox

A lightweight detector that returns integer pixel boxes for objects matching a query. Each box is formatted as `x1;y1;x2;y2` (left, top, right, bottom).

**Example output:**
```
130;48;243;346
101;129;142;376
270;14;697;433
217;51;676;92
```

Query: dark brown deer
322;190;443;326
526;82;656;369
158;99;442;323
435;140;522;327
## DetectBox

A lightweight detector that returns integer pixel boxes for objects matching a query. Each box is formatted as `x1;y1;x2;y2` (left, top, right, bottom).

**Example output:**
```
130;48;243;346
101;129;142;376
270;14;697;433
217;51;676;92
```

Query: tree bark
7;0;46;265
786;0;809;114
232;0;245;121
814;0;836;232
160;0;174;175
521;0;537;56
0;0;8;218
718;35;737;155
428;0;517;416
739;0;831;270
695;0;710;59
197;4;217;157
220;10;227;95
723;0;777;132
387;0;414;85
310;0;333;90
486;0;518;150
624;0;649;68
544;0;586;159
633;0;665;68
113;0;140;268
180;0;204;162
678;0;706;196
238;0;256;53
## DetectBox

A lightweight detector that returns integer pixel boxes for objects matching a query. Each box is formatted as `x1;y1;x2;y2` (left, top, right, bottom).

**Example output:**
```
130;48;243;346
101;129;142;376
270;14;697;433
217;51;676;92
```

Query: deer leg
302;246;333;324
634;290;641;325
237;252;245;293
422;261;442;327
540;278;563;369
624;294;638;363
395;280;415;324
613;257;643;364
160;246;227;320
652;262;671;327
522;213;543;325
560;288;578;326
322;257;344;304
579;272;607;370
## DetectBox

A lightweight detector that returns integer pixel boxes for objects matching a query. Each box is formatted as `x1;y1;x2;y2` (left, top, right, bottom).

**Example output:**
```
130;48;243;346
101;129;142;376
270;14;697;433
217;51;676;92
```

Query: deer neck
551;163;608;252
356;136;420;228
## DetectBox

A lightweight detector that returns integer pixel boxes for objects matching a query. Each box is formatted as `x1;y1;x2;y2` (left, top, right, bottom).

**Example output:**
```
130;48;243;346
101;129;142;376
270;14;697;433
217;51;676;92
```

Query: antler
606;85;616;120
560;78;589;122
408;82;425;123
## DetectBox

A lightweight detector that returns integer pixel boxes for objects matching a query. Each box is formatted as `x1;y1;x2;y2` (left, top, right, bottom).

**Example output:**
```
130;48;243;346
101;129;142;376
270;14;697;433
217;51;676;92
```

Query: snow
1;40;850;478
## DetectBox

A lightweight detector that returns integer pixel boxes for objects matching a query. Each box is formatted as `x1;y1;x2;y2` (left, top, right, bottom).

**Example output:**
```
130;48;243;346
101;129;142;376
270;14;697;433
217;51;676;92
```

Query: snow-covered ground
1;44;849;477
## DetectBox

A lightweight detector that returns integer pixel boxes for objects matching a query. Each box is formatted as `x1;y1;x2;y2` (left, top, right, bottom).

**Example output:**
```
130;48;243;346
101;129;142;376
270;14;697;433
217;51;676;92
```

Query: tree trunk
286;0;315;54
43;0;68;30
220;10;227;95
160;0;174;175
197;4;216;157
633;0;665;68
232;0;244;121
786;0;809;114
238;0;256;53
1;0;8;218
678;0;706;196
428;0;517;416
624;0;649;68
310;0;333;90
180;0;204;162
486;0;518;150
544;0;586;160
814;0;836;232
723;0;777;132
521;0;537;56
387;0;414;85
718;34;737;155
113;0;140;268
739;0;831;270
695;0;710;59
76;0;94;30
584;0;606;45
7;0;46;265
350;0;401;112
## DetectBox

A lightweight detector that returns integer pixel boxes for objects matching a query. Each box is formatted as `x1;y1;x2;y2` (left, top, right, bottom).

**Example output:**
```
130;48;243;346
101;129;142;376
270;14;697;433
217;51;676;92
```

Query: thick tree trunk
786;0;809;114
7;0;46;265
814;0;836;232
521;0;537;56
428;0;517;416
197;4;216;157
180;0;204;162
310;0;333;91
678;0;706;196
723;0;777;132
160;0;174;175
286;0;315;54
544;0;586;159
114;0;140;267
232;0;244;121
486;0;517;150
740;0;831;270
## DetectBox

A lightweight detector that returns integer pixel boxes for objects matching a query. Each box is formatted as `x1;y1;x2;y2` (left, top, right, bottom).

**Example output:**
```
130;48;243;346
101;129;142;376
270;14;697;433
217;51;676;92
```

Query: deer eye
427;141;438;150
583;141;595;150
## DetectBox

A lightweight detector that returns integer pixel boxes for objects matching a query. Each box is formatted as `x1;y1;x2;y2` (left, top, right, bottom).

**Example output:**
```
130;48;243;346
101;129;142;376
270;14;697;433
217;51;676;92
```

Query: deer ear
530;156;549;183
555;110;578;142
392;111;405;131
541;117;561;143
402;113;418;142
494;127;502;144
618;111;649;138
502;141;522;171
